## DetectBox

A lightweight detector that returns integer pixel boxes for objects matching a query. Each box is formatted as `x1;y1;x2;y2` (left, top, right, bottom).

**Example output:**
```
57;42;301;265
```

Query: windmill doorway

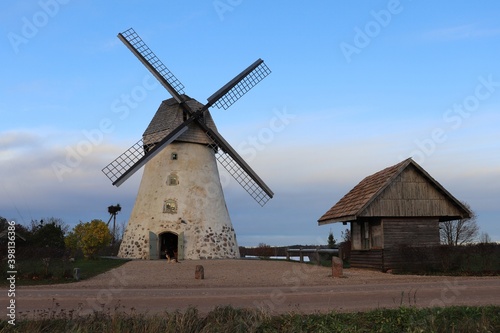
160;232;178;260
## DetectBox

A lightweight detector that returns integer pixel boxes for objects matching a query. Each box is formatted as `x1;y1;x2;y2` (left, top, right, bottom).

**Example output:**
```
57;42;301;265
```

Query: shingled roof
143;95;218;146
318;158;471;225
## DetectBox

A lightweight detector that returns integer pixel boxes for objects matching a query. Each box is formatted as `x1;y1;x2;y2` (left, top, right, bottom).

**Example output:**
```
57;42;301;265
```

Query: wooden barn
318;158;471;271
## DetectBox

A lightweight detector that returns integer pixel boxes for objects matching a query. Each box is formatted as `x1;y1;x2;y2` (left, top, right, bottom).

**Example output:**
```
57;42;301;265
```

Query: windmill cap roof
143;95;218;146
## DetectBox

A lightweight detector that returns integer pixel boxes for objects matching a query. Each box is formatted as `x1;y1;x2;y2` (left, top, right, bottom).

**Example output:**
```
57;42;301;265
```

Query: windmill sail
104;28;274;205
102;121;189;186
204;128;273;206
207;59;271;110
214;146;273;206
118;28;185;103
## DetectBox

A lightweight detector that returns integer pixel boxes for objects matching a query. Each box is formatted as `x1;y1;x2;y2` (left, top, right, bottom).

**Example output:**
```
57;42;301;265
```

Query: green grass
1;258;130;286
0;306;498;333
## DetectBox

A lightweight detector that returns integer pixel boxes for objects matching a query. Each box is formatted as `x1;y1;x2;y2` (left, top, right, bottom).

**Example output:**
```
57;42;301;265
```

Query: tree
30;219;66;249
0;216;30;244
64;230;79;257
0;216;8;231
30;217;69;235
327;230;337;248
65;219;112;259
479;232;492;244
341;228;351;243
440;202;479;246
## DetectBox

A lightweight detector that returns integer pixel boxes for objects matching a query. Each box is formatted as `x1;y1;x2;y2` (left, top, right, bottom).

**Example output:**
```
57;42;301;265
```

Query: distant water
244;255;310;262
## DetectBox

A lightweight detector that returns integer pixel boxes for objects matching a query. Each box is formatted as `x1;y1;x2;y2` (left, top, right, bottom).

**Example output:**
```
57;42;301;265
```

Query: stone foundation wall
118;219;239;259
192;224;238;259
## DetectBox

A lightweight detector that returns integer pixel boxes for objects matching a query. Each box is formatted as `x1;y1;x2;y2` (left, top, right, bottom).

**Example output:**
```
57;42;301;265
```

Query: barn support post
315;246;320;265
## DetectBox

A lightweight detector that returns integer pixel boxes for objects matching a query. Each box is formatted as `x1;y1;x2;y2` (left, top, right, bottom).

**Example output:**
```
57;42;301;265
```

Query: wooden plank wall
383;248;407;270
383;246;444;271
383;218;440;248
382;218;440;270
350;250;383;270
351;221;362;250
361;165;463;218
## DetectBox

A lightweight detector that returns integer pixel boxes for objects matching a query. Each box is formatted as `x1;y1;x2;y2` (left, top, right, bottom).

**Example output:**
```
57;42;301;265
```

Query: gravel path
23;259;495;289
12;259;500;316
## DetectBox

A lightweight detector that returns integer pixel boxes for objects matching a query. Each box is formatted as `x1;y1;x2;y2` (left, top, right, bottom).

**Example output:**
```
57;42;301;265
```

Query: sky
1;1;499;246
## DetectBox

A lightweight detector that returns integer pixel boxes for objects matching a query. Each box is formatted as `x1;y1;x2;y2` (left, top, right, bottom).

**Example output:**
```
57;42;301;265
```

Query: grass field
1;306;499;332
1;258;129;286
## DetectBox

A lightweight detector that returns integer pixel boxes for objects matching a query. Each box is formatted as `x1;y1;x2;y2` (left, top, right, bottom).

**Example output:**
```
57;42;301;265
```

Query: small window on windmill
167;174;179;186
171;152;178;160
163;199;177;214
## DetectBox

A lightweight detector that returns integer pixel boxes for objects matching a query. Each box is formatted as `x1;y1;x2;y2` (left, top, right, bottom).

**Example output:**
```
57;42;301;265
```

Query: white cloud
0;128;141;225
2;122;499;244
424;24;500;41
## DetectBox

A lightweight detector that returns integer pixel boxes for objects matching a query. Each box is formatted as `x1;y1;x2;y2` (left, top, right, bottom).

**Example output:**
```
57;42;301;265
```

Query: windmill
102;28;273;260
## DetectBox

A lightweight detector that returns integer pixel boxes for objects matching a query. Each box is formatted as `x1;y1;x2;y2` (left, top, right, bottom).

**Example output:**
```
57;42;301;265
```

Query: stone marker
332;257;343;278
73;267;80;281
195;265;204;280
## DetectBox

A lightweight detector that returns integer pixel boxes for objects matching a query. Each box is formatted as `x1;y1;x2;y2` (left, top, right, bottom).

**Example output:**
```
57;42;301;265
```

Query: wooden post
195;265;204;279
299;247;304;263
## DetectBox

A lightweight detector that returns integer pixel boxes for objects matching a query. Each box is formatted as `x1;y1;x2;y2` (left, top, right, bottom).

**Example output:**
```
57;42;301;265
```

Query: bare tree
479;232;492;244
30;217;69;235
115;219;128;243
440;202;479;246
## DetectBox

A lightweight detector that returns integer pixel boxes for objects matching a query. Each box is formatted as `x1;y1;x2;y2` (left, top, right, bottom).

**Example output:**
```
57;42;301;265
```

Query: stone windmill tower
102;28;273;260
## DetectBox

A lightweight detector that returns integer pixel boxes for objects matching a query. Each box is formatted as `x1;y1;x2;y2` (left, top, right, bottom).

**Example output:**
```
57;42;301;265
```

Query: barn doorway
160;232;178;260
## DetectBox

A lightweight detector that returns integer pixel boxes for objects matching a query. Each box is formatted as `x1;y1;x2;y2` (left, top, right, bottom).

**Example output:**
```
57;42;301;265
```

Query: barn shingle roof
317;158;471;224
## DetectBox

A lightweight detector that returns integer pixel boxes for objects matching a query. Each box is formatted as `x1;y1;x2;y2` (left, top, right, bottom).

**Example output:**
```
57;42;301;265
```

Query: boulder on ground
332;257;343;278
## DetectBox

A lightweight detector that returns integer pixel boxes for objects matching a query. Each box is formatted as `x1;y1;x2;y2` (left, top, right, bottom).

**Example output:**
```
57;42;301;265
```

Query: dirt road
6;260;500;317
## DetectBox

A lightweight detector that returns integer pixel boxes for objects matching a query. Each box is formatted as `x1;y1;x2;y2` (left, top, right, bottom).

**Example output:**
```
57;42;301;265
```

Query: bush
30;221;66;249
398;243;500;275
66;220;112;259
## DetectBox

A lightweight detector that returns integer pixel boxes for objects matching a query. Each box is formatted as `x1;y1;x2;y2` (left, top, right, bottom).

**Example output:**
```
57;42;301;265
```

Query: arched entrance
159;232;178;260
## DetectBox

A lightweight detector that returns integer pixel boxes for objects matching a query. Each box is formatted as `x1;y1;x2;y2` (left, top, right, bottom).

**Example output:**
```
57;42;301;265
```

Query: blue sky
1;1;499;246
